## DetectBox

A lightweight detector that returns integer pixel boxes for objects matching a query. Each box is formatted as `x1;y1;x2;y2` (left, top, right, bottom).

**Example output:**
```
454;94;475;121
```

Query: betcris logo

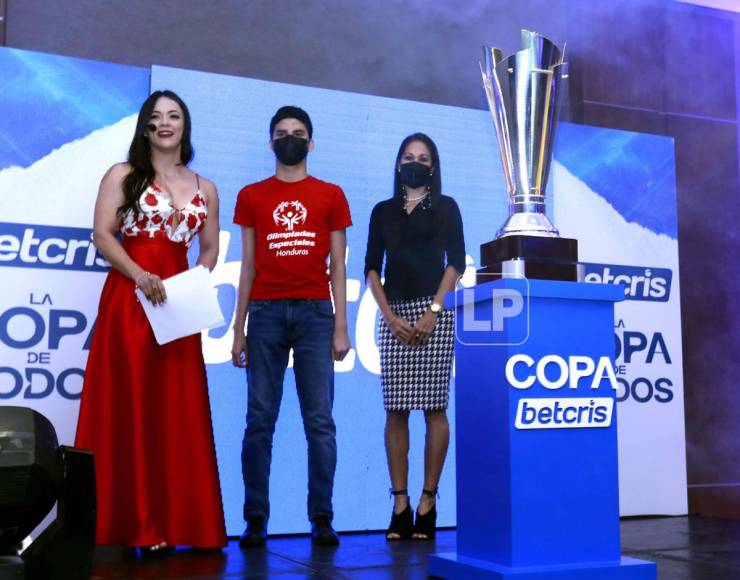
506;354;617;429
583;263;671;302
0;222;109;272
515;398;613;429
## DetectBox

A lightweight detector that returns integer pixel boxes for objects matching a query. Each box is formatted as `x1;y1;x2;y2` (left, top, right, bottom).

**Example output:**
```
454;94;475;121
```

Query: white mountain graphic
0;115;136;227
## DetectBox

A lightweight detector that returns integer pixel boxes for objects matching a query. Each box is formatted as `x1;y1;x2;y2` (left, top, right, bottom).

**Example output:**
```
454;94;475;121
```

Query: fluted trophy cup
477;29;581;282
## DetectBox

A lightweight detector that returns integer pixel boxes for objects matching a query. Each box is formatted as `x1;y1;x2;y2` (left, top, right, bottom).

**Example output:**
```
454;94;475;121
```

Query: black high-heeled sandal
386;489;413;540
412;488;438;540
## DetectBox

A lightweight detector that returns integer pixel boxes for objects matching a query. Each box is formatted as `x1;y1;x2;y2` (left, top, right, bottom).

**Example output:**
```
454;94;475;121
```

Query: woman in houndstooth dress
364;133;465;541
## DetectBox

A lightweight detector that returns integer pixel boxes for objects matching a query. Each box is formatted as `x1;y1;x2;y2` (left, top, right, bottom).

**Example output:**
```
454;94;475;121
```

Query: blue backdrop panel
0;48;149;170
150;64;512;534
555;125;677;238
149;64;680;535
0;47;681;537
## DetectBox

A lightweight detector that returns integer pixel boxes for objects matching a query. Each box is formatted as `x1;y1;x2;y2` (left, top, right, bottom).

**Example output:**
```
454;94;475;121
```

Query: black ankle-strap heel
386;488;413;540
413;488;438;540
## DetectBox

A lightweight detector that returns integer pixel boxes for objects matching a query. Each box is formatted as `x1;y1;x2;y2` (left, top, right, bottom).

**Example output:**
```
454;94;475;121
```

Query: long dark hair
392;132;442;205
118;90;194;218
384;133;447;252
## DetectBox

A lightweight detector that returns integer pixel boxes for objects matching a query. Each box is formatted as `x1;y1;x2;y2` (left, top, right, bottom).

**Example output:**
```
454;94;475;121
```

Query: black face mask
272;135;309;166
399;161;433;189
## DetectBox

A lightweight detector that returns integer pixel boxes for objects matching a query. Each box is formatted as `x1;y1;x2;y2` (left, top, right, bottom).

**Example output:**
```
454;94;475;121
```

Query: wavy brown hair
118;90;194;218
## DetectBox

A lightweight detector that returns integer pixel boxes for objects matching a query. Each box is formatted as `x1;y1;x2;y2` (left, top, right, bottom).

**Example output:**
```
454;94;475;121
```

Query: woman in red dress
75;90;226;552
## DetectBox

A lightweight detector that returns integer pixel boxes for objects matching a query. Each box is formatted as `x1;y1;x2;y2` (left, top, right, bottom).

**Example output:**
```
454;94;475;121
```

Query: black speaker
0;407;96;580
0;407;62;551
21;447;96;580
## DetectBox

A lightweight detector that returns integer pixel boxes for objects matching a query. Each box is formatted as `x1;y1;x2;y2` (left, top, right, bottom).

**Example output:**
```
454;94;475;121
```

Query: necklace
401;184;432;211
405;191;429;202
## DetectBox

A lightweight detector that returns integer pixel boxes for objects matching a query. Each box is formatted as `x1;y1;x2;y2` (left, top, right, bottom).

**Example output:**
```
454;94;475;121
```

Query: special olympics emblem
273;201;308;231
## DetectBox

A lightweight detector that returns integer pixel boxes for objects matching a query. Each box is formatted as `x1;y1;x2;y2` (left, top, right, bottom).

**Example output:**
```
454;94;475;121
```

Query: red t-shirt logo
273;200;308;231
233;176;353;300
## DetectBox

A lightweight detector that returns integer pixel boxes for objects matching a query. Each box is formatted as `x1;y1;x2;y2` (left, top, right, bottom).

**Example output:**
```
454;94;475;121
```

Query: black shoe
311;515;339;546
386;489;413;540
239;517;267;548
412;488;438;540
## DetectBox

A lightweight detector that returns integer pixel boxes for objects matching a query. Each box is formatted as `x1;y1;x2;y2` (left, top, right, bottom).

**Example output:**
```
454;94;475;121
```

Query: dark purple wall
0;1;6;45
569;1;740;517
4;0;739;516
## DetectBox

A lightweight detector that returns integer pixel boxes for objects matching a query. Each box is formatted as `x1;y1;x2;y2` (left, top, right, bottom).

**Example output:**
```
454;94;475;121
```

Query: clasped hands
386;309;437;346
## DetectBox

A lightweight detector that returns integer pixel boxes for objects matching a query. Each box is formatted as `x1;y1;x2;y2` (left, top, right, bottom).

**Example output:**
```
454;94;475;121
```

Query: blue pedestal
428;279;656;579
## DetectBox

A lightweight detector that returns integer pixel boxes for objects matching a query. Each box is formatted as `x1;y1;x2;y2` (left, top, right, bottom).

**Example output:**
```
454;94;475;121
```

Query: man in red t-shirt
231;106;352;547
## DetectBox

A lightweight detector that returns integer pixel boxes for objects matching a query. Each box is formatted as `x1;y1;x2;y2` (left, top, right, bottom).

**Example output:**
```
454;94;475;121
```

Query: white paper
135;265;225;345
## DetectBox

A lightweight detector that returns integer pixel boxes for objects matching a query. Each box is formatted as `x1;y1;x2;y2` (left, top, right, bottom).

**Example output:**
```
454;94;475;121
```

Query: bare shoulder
98;163;131;199
197;174;219;199
103;162;131;182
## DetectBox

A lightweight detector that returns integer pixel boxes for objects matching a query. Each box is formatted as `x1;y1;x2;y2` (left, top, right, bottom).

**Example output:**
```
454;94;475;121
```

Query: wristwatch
429;302;443;314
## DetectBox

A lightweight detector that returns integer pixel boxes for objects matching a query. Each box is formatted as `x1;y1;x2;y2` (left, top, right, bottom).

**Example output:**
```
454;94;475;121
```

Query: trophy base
477;258;583;283
477;235;581;283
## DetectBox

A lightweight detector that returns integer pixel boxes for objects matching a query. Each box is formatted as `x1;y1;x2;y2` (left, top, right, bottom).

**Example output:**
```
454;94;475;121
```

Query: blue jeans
242;299;336;522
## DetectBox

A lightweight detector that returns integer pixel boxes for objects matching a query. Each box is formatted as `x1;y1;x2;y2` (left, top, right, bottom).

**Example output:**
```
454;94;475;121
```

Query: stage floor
90;516;740;579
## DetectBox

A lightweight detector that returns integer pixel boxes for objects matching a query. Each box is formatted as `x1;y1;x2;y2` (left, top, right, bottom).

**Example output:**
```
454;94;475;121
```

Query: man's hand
332;326;351;361
231;332;248;367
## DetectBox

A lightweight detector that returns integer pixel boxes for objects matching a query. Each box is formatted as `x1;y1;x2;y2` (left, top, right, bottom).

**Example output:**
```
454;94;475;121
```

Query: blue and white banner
0;48;686;538
0;48;149;446
554;125;687;515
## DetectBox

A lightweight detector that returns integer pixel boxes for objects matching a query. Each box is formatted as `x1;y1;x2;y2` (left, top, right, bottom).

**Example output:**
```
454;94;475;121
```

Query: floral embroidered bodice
120;182;207;246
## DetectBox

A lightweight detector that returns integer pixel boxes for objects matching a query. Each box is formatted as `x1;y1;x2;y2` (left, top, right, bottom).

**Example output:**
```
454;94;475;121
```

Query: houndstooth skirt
378;296;455;411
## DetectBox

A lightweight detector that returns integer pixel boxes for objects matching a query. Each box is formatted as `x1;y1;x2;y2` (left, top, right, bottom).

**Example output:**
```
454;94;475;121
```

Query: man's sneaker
238;517;267;548
311;515;339;546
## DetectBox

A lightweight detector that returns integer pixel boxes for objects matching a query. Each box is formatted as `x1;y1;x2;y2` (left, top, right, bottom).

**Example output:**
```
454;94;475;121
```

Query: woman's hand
135;272;167;305
232;332;247;368
410;309;438;346
386;313;415;344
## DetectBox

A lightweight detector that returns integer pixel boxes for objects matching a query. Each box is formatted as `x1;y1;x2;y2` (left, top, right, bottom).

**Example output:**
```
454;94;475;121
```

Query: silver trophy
477;30;579;282
481;30;568;238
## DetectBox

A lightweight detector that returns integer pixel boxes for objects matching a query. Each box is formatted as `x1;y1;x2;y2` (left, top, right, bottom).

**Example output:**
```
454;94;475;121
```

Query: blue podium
428;279;656;579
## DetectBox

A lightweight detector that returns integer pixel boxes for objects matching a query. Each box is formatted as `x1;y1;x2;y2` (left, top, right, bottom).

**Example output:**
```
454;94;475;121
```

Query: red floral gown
75;182;227;548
